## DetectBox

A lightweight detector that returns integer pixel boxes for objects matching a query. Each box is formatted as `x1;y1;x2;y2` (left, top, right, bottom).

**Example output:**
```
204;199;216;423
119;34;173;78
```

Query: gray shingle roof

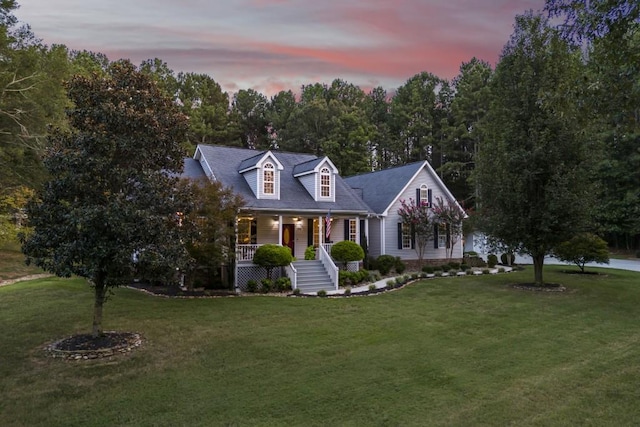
193;145;371;214
179;158;207;180
237;151;266;172
343;161;425;214
292;157;324;176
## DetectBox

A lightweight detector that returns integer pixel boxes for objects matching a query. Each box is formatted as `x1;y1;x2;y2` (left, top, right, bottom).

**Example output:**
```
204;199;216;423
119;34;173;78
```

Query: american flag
325;210;331;240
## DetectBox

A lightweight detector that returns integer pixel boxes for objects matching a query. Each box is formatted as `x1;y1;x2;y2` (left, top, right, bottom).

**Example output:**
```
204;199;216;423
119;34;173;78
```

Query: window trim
263;162;275;195
320;167;331;198
401;222;412;249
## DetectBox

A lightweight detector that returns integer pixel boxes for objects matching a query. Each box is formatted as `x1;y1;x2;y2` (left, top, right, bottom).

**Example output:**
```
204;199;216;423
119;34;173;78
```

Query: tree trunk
92;276;107;338
533;253;545;286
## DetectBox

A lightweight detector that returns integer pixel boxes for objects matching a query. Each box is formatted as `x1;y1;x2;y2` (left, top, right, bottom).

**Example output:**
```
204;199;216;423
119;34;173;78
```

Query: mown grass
0;241;44;281
1;266;640;426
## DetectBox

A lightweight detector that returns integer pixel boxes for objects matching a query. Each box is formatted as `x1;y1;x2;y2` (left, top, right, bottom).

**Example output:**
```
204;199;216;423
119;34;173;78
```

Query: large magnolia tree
21;60;191;337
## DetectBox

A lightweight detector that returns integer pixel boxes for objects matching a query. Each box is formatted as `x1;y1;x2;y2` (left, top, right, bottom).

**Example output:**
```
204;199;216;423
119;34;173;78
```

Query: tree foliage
252;244;293;280
432;196;466;260
21;60;190;337
476;12;596;285
553;233;610;272
397;197;435;267
181;178;244;289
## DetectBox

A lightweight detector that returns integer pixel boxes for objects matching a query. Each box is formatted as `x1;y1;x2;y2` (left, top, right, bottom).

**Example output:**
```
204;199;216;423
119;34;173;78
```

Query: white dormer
293;157;339;202
238;151;284;200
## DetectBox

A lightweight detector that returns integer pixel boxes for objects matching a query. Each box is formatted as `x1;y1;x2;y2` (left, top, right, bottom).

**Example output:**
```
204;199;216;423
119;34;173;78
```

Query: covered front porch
234;212;369;292
235;213;369;262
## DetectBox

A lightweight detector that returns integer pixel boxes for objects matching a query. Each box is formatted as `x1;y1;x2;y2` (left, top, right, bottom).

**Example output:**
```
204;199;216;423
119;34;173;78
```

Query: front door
282;224;295;257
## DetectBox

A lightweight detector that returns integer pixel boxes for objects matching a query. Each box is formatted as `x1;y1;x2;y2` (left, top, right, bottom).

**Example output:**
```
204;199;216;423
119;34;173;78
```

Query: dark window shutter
250;220;257;244
344;219;350;241
428;189;433;207
307;218;314;247
359;219;366;246
397;223;403;249
434;224;439;248
416;188;421;203
446;223;451;248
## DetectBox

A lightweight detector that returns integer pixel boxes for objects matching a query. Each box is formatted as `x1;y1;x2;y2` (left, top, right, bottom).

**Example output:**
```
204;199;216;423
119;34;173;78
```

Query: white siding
255;217;279;245
383;168;463;261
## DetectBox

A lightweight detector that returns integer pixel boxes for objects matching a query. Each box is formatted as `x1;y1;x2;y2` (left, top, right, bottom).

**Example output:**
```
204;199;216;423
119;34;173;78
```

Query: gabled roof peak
237;150;284;173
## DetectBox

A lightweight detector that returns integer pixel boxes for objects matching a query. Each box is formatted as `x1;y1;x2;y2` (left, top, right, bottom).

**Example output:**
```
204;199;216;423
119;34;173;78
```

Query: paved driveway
488;254;640;273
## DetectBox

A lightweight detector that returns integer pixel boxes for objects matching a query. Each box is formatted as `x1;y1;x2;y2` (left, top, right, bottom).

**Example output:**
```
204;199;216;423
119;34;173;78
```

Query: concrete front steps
292;260;335;293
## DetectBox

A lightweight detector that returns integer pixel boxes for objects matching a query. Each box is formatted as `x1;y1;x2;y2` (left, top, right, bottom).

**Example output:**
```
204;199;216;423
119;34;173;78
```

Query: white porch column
318;215;323;245
278;215;283;245
380;217;386;255
364;218;369;246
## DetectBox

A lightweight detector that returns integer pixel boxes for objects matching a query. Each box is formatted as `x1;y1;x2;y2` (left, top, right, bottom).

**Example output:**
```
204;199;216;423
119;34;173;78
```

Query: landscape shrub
394;257;406;274
422;266;434;274
500;252;516;266
275;276;292;292
344;287;351;295
482;269;490;274
331;241;365;269
487;254;498;268
411;273;419;280
260;278;273;293
395;277;403;285
317;289;327;297
448;262;460;270
498;267;505;273
435;271;442;277
636;250;640;258
460;264;469;271
441;264;451;272
253;244;293;280
304;246;316;260
466;269;474;275
552;233;610;273
375;255;397;275
433;265;443;272
368;284;376;291
246;280;258;293
292;287;301;295
386;279;396;288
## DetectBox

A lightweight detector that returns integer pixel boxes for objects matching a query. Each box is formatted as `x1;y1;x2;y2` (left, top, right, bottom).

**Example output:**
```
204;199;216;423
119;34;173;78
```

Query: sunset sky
16;0;545;96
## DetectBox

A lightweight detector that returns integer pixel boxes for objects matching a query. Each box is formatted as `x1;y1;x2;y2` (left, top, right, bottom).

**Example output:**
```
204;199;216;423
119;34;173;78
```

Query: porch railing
285;262;298;290
236;244;262;262
319;244;339;290
321;243;333;255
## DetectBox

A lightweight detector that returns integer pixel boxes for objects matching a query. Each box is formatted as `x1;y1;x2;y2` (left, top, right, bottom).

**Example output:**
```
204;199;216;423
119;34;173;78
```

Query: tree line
1;0;639;251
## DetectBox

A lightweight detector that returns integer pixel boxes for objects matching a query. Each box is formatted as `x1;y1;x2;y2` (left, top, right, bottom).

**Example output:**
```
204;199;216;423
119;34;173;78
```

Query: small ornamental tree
253;244;293;280
331;240;364;270
20;60;191;338
397;198;434;267
553;233;610;273
180;178;244;289
432;196;466;260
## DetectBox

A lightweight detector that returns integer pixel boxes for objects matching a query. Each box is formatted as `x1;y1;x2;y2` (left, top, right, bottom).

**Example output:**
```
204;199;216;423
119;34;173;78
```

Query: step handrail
318;245;339;290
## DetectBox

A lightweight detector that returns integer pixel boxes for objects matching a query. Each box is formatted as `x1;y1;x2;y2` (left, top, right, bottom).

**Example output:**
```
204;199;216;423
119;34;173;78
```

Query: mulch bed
510;283;567;292
128;282;237;298
45;331;143;360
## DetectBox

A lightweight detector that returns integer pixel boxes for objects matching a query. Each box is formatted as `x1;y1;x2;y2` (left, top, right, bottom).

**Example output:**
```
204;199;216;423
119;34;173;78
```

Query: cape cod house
184;144;465;293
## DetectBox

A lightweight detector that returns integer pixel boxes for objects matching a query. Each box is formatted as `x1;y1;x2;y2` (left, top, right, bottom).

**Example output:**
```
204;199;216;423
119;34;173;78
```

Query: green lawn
1;267;640;426
0;241;44;281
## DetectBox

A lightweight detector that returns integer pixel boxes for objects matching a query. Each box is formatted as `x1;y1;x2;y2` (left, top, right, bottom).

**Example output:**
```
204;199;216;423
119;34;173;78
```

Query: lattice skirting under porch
236;263;284;292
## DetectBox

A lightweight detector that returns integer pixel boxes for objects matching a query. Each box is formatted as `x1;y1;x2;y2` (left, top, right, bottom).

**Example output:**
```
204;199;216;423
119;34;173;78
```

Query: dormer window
320;167;331;198
263;162;275;195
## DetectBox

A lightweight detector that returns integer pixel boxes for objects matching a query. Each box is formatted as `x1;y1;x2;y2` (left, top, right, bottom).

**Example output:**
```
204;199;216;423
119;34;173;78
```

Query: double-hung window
263;163;275;195
320;167;331;198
